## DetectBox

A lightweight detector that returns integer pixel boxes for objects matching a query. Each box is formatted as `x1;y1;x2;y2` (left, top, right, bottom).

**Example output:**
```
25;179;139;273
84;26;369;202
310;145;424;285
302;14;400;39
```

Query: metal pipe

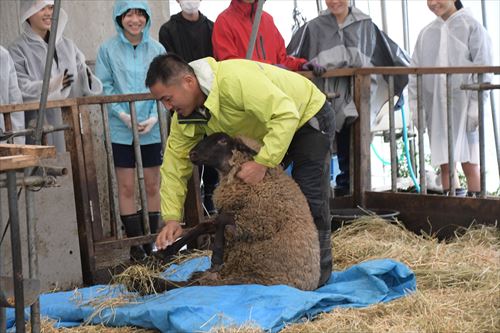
245;0;265;60
25;171;40;333
0;176;55;189
101;104;121;238
7;171;26;333
401;0;410;51
34;0;62;146
460;83;500;91
316;0;323;14
479;0;500;179
45;166;68;177
129;102;150;234
478;74;486;197
0;187;5;332
417;75;427;194
0;124;71;141
388;76;397;192
446;74;456;196
156;101;168;152
380;0;388;33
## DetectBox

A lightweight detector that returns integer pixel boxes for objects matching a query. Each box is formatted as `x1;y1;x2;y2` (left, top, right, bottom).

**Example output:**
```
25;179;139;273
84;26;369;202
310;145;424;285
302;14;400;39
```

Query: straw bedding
31;217;499;332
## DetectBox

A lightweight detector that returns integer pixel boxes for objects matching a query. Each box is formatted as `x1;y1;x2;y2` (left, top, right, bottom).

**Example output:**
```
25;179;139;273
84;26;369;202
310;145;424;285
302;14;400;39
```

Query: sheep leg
210;212;235;271
153;221;217;262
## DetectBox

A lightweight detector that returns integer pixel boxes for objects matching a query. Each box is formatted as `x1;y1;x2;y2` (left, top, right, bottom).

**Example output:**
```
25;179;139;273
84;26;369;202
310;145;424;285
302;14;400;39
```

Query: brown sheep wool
192;133;321;291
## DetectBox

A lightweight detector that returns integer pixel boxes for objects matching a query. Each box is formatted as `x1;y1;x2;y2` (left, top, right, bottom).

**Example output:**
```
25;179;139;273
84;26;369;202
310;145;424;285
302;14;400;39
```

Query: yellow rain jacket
160;57;326;221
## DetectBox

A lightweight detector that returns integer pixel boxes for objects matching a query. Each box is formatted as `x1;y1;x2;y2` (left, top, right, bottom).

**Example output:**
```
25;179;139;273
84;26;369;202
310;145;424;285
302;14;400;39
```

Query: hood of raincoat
20;0;68;44
113;0;152;44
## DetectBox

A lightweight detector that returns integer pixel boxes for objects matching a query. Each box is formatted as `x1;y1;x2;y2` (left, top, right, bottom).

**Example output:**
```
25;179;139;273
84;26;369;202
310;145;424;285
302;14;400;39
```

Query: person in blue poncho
96;0;166;261
287;0;410;196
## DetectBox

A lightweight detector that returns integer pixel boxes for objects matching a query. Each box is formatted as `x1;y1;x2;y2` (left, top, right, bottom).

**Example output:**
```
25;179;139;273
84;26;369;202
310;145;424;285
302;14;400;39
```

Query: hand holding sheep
236;160;267;184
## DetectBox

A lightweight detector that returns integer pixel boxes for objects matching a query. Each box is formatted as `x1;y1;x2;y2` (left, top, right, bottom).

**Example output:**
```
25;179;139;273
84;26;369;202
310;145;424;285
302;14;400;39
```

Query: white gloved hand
118;112;132;128
138;116;158;135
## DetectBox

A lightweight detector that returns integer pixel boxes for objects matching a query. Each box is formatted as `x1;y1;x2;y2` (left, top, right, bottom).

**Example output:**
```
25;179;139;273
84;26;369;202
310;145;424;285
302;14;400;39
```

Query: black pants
282;102;335;287
335;124;351;188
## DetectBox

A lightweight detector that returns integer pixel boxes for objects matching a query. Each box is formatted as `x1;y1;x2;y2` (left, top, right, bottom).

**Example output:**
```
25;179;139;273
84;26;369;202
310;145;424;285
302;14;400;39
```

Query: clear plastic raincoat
8;0;102;152
0;46;24;144
409;8;493;166
95;0;166;145
287;7;410;131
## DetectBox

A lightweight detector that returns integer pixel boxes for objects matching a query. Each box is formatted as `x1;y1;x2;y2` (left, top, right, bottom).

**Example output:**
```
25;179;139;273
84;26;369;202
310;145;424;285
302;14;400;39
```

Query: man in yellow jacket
146;54;335;287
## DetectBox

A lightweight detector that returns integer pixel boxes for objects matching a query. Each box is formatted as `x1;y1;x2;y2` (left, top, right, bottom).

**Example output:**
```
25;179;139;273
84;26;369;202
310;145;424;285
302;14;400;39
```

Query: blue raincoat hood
113;0;152;44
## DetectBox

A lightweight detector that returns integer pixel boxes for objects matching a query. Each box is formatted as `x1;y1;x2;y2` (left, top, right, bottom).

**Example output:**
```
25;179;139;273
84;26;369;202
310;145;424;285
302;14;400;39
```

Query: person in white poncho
0;46;24;144
409;0;493;196
8;0;102;152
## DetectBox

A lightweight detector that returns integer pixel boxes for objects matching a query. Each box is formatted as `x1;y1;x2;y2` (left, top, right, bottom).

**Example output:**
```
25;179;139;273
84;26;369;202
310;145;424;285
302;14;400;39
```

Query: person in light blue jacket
96;0;166;261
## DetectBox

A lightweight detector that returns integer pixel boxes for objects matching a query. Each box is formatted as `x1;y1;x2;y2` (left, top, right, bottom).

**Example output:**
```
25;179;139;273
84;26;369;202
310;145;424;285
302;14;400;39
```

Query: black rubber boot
121;213;147;261
143;212;161;256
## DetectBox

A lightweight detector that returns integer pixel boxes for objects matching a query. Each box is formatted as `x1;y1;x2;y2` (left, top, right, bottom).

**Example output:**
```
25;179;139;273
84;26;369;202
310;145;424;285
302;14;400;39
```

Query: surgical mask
179;0;200;15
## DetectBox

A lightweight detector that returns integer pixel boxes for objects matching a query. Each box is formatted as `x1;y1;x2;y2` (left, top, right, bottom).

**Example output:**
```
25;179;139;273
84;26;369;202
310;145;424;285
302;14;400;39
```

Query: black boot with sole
121;213;147;261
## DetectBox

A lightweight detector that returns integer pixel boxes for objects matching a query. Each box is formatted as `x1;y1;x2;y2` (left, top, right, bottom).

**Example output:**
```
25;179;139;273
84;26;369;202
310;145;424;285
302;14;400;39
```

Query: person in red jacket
212;0;325;75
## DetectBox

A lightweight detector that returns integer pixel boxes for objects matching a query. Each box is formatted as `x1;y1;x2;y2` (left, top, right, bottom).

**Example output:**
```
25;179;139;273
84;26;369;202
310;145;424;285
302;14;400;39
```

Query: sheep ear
234;138;257;156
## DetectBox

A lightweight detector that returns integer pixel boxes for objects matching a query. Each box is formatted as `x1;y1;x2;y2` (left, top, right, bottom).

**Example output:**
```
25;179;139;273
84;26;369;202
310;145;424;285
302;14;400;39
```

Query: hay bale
30;219;499;332
280;217;500;333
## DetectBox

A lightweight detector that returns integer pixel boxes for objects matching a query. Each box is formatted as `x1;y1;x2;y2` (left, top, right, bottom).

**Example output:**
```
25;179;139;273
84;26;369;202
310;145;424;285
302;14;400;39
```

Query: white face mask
179;0;201;15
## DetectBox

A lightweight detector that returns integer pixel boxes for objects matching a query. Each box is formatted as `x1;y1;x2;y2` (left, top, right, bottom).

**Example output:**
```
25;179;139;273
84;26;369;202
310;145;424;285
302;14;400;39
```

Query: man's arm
157;117;204;247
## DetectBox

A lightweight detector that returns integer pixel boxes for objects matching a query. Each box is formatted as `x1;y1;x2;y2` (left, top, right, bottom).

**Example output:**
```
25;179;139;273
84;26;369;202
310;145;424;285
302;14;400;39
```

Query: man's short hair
145;54;195;87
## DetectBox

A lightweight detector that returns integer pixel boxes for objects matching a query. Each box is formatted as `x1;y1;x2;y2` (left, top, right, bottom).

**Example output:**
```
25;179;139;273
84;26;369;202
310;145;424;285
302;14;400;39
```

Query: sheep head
189;133;258;176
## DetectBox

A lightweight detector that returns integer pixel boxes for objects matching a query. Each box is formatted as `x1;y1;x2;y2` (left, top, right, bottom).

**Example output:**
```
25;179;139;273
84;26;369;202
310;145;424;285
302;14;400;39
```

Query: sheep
140;132;321;293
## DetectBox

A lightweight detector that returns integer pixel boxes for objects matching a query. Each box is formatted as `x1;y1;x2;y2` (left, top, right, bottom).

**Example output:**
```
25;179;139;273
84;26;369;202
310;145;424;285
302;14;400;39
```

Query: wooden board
0;155;39;171
0;144;56;159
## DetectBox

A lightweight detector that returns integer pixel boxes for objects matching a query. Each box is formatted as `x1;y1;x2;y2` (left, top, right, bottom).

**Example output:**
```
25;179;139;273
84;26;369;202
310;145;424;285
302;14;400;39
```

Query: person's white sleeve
466;23;493;132
8;46;70;102
75;46;102;96
7;52;25;144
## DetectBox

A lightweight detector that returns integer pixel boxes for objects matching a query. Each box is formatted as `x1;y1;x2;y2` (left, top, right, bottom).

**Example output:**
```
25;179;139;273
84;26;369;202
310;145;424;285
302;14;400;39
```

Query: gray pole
401;0;410;51
480;0;500;178
245;0;265;60
34;0;62;145
380;0;388;33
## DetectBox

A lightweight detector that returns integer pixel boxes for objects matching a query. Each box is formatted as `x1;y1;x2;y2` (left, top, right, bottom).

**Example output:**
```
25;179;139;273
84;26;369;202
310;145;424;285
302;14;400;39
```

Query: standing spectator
0;46;24;144
288;0;410;196
159;0;213;62
159;0;218;215
409;0;492;196
212;0;325;75
8;0;102;151
96;0;166;261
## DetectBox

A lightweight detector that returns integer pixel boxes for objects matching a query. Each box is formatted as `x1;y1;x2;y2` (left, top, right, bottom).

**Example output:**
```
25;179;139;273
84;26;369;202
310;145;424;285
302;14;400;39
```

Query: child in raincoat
409;0;493;196
8;0;102;151
96;0;166;261
0;46;24;144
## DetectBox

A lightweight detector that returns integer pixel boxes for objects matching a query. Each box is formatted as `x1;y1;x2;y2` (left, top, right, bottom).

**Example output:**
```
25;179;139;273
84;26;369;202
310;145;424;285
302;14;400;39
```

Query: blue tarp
7;257;416;332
